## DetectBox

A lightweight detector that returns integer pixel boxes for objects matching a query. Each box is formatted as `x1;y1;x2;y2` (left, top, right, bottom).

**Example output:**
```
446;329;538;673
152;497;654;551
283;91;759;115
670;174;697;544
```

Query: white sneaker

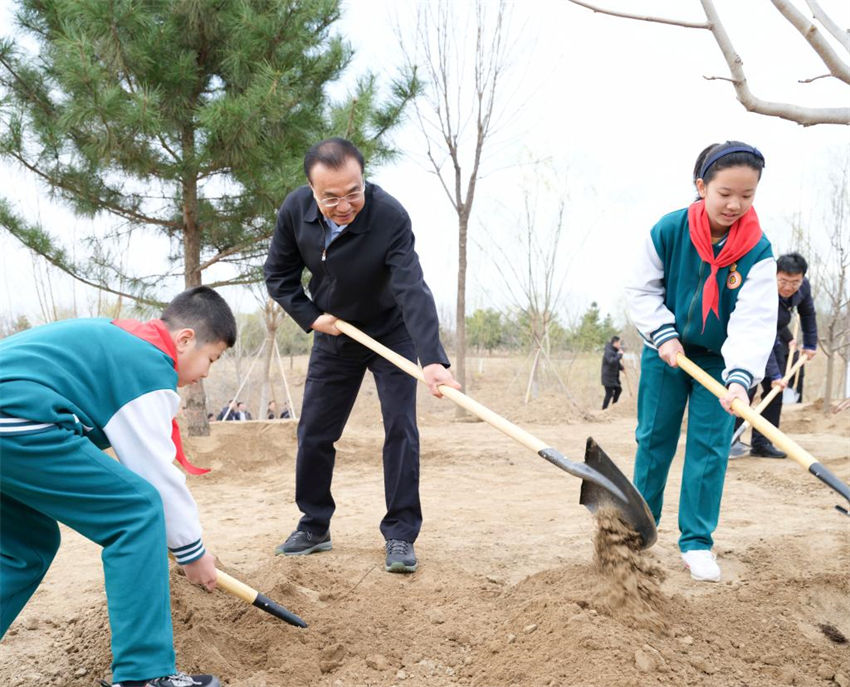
681;549;721;582
728;440;749;459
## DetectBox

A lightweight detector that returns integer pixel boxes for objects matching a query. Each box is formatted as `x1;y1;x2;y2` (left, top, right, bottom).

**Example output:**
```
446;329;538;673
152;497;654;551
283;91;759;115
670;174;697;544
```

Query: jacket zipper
684;260;706;340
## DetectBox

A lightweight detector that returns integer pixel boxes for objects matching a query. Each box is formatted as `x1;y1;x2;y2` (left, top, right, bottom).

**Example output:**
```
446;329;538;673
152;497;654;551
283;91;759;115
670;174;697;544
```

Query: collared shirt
324;218;347;248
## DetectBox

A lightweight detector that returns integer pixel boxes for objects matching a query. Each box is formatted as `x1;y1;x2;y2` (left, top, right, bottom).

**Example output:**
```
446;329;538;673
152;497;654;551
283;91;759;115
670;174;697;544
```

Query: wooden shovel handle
335;319;547;453
215;568;257;604
676;353;816;470
736;355;808;432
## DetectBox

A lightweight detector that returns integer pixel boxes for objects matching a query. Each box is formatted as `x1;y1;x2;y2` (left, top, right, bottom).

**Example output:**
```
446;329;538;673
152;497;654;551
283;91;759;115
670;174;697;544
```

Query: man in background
601;335;625;410
730;252;817;458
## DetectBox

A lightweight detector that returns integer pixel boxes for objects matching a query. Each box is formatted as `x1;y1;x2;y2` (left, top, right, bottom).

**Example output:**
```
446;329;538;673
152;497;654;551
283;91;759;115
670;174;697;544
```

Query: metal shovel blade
782;387;800;404
578;437;657;549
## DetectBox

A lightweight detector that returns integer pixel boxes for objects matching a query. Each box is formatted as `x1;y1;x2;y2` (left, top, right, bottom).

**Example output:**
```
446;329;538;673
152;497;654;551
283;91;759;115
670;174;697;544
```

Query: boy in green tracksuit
626;142;777;582
0;286;236;687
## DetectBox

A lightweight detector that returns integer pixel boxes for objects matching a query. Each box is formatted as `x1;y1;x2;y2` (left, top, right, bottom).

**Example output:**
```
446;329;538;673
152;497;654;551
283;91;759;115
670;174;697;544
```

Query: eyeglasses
777;277;803;287
316;185;365;208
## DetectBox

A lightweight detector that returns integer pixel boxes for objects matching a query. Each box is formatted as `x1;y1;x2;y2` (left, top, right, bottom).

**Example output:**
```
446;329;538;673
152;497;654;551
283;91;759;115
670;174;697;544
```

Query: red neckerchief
687;199;762;331
112;318;210;475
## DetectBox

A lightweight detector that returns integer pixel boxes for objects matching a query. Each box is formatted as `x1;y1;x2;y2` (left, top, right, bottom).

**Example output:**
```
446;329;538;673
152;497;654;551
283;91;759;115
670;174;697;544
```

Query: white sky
1;0;849;326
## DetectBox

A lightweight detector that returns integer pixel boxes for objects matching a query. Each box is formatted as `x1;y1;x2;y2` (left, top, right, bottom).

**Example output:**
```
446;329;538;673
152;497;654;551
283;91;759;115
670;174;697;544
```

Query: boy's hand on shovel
720;382;749;416
183;552;219;592
422;363;461;398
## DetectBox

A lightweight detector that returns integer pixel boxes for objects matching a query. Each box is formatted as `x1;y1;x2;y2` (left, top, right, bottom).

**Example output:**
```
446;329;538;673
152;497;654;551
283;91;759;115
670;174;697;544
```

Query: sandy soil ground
1;356;848;686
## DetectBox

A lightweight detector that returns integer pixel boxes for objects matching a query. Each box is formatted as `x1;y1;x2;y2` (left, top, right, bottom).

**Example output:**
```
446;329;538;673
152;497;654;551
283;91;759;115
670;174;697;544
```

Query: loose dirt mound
40;541;849;687
2;386;848;686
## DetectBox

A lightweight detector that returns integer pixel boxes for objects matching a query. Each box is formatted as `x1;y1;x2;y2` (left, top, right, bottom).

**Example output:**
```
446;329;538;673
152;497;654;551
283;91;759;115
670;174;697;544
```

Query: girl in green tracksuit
626;141;777;582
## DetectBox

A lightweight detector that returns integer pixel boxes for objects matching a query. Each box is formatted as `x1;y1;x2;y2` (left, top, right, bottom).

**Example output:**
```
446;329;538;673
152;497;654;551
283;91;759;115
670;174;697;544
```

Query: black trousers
295;329;421;542
733;377;782;447
602;385;622;410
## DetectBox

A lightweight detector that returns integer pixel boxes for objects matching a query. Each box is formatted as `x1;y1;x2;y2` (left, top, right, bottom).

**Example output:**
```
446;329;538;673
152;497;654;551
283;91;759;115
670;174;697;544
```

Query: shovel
676;353;850;517
170;554;307;627
782;320;801;404
334;319;657;548
216;569;307;628
730;354;808;445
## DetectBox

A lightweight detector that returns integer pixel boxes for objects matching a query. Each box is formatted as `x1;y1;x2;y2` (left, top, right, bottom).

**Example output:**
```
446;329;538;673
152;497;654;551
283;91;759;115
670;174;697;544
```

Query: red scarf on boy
687;199;762;331
112;318;210;475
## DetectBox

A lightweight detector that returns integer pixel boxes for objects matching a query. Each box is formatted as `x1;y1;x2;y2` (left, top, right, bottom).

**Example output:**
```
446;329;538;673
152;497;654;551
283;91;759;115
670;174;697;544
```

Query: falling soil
591;508;667;632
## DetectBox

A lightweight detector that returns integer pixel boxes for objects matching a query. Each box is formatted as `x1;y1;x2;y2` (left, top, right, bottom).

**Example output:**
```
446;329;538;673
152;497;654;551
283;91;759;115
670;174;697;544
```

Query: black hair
161;286;237;348
693;140;765;197
304;137;365;182
610;335;621;344
776;252;808;275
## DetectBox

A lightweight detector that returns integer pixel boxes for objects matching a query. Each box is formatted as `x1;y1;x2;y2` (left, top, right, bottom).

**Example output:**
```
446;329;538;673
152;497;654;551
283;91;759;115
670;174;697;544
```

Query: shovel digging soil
334;319;657;549
677;353;850;517
170;556;307;628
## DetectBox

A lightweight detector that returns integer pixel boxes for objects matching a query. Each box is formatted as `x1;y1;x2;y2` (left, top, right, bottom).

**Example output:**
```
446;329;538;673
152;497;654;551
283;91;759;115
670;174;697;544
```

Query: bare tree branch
798;73;835;83
565;0;710;29
566;0;850;126
770;0;850;85
804;0;850;53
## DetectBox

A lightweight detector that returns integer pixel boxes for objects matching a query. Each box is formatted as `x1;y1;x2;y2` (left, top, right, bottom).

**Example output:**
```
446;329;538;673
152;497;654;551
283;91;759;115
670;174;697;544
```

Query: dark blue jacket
765;277;817;379
264;182;449;367
601;341;624;387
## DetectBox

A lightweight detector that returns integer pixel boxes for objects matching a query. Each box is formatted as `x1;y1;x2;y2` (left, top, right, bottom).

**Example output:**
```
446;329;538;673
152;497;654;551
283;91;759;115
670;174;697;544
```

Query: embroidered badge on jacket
726;263;742;289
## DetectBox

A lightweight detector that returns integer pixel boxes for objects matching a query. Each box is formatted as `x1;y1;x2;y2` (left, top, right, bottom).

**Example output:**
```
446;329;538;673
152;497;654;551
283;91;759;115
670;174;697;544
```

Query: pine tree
0;0;417;432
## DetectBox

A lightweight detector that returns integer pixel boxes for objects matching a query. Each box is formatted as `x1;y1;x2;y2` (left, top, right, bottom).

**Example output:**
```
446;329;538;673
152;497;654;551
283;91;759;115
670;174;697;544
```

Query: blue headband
699;145;765;180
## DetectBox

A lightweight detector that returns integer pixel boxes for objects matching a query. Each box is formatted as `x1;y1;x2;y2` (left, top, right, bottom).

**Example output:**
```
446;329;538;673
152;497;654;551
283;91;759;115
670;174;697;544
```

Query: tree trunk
258;332;276;420
181;139;210;436
823;320;837;416
455;213;468;418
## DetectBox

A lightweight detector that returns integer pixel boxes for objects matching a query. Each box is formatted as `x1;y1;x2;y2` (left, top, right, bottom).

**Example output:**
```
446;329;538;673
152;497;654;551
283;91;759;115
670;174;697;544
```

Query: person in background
236;401;252;421
264;137;459;574
626;141;776;583
216;399;238;421
267;400;279;420
729;252;817;458
601;335;625;410
0;286;236;687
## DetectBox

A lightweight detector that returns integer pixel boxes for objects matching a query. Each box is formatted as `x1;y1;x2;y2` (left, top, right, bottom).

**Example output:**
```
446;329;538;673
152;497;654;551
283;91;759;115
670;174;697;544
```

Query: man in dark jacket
264;138;459;573
601;336;625;410
730;252;817;458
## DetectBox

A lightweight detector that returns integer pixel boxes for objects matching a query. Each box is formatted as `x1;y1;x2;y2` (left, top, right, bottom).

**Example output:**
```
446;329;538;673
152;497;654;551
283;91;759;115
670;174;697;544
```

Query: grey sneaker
385;539;418;573
275;529;332;556
103;672;221;687
728;440;749;459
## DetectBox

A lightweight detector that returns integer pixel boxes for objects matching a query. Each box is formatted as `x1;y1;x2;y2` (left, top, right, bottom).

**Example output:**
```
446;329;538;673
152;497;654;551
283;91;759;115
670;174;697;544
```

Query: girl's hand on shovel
422;363;461;398
183;552;219;592
720;382;749;416
658;338;684;367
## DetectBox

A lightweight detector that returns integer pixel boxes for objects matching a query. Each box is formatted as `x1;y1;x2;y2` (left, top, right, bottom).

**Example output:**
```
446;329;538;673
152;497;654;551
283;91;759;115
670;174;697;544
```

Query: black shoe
750;444;787;459
104;672;221;687
275;529;332;556
385;539;418;573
